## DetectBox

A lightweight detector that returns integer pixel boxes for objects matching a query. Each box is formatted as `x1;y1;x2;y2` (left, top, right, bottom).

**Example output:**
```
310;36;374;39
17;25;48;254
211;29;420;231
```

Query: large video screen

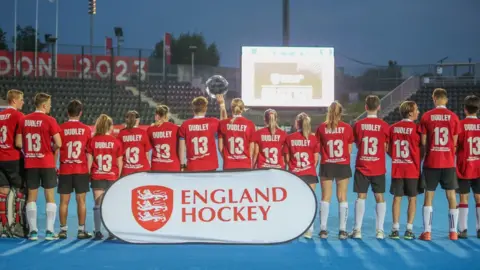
241;46;334;107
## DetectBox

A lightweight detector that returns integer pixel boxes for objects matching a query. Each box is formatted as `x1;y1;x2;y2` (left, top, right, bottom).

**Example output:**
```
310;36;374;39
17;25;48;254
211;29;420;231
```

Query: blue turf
1;144;480;270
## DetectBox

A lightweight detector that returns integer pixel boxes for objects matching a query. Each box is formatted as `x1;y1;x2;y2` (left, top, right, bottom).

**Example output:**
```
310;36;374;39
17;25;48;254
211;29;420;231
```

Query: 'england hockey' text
180;187;287;223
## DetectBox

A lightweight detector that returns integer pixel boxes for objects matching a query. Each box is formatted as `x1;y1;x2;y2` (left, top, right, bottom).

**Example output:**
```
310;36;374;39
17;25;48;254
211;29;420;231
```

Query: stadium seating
383;85;480;124
141;81;221;119
0;76;155;125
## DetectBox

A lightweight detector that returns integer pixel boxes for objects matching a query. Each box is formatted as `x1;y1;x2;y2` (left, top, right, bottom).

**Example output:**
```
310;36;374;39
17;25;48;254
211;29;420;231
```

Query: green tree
0;28;8;50
14;25;47;52
152;32;220;66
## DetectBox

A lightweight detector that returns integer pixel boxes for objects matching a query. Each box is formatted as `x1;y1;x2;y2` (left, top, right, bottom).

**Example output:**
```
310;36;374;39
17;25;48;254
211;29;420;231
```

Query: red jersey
87;135;123;181
389;119;421;179
419;106;460;169
178;117;219;171
59;120;91;175
218;116;256;170
147;122;180;172
252;127;287;169
284;132;320;176
118;127;152;176
353;115;389;176
456;116;480;179
316;121;354;165
0;107;24;161
17;111;61;168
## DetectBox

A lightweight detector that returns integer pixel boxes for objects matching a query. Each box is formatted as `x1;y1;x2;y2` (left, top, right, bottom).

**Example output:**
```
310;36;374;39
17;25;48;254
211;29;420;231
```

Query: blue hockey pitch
1;144;479;270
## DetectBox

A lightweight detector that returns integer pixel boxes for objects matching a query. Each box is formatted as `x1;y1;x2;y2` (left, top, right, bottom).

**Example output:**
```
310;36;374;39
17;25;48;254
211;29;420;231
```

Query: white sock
476;205;480;231
392;223;400;231
449;208;459;233
320;201;330;231
354;199;365;230
339;202;348;231
376;202;386;231
26;202;37;233
423;206;433;232
458;205;468;232
46;203;57;232
94;206;101;232
406;223;413;231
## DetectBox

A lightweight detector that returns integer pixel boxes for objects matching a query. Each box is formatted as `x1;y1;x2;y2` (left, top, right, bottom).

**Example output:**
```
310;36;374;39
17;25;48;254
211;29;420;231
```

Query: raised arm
216;94;227;120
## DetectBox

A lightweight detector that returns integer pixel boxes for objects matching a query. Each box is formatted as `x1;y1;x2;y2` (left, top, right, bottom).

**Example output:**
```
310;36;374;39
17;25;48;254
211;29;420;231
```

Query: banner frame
100;168;318;245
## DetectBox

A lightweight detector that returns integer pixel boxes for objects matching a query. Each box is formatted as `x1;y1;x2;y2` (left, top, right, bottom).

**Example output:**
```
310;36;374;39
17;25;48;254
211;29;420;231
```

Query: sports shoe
58;230;68;239
45;231;58;241
106;234;116;241
404;230;415;240
376;230;385;240
449;231;458;240
458;229;468;239
389;230;400;240
77;230;92;240
0;228;10;238
338;230;348;240
28;231;38;241
319;230;328;239
93;231;103;240
303;230;312;239
419;232;431;241
350;229;362;239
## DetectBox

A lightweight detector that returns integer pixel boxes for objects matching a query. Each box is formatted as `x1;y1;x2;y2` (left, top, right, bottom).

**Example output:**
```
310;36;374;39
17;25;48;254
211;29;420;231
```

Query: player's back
20;112;60;168
316;121;353;164
0;107;24;161
354;116;389;176
420;107;460;168
147;122;180;171
389;119;421;179
284;131;319;176
219;116;256;169
59;120;91;175
87;134;123;180
253;127;287;169
457;117;480;179
118;127;152;175
179;117;219;171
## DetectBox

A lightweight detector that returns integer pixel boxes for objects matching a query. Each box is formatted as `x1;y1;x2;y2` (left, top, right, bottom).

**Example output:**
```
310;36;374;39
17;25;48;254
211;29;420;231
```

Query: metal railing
354;76;421;121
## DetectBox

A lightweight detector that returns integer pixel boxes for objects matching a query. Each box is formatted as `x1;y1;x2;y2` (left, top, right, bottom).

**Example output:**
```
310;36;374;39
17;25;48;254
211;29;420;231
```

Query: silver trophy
205;75;229;98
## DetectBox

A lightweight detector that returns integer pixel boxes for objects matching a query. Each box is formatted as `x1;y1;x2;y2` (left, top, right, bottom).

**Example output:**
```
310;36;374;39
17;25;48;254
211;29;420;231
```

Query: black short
457;179;480;194
0;160;24;189
25;168;57;190
354;170;385;194
90;180;115;190
422;167;458;191
319;163;352;180
58;174;90;194
390;178;418;197
298;175;319;185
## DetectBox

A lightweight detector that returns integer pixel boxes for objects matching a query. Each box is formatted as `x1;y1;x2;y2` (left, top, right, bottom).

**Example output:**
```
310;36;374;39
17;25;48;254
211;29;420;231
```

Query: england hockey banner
101;169;317;244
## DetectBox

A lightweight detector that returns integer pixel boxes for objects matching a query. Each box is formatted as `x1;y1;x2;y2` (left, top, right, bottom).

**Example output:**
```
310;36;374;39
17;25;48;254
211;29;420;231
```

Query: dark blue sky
1;0;479;71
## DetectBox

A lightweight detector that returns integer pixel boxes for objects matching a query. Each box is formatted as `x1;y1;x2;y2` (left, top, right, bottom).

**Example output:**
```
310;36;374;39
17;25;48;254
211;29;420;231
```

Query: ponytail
296;112;311;139
325;101;343;130
153;105;169;126
264;109;279;134
125;110;140;129
94;114;113;136
230;98;245;124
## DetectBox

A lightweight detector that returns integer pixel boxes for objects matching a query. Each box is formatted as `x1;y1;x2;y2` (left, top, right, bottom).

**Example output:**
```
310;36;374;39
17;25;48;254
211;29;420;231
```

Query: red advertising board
0;51;148;82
